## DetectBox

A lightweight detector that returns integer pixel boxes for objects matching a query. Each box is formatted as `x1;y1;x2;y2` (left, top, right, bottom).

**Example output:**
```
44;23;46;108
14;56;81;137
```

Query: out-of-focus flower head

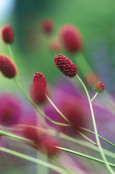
59;24;83;53
0;94;22;126
49;39;62;52
40;18;53;34
44;78;89;136
1;25;14;44
84;72;100;87
0;55;17;78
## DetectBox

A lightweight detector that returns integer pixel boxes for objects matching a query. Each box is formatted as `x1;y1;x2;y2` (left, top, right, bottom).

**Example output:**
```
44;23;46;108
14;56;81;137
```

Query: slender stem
0;147;65;174
46;94;71;124
56;146;115;168
76;74;114;174
14;78;69;127
8;45;15;63
81;128;115;148
0;130;31;143
78;131;97;146
91;92;98;102
1;127;115;159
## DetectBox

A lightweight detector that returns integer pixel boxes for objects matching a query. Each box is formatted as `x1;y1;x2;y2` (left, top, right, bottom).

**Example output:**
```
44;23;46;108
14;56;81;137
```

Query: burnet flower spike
0;55;17;78
60;24;83;53
1;25;14;44
30;72;48;105
54;54;78;77
94;82;105;93
41;18;53;34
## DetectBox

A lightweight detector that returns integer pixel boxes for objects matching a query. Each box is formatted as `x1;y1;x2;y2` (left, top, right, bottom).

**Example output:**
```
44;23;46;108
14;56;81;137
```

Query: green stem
81;128;115;148
14;78;69;127
78;131;97;146
1;127;115;159
76;74;114;174
46;94;71;124
91;92;98;102
0;147;65;174
57;146;115;168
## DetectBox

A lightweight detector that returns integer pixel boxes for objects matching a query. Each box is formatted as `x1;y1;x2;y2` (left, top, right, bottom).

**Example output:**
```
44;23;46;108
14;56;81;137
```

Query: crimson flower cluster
23;125;60;157
54;54;78;77
30;72;48;104
94;82;105;93
0;55;17;78
1;25;14;44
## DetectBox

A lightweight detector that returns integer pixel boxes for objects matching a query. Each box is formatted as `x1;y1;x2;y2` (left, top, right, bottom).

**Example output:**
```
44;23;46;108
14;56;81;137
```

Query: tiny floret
1;25;14;44
94;82;105;93
54;54;78;77
33;72;47;88
41;18;53;34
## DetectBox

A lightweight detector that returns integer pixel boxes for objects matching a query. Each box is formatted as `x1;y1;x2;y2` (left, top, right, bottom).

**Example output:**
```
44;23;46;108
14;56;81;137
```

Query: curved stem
81;127;115;148
91;92;98;102
76;74;114;174
14;78;69;127
0;147;65;174
57;146;115;168
78;131;97;146
46;94;71;124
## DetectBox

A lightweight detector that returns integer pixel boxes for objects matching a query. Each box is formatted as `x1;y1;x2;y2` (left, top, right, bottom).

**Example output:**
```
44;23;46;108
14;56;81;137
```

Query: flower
0;55;17;78
44;78;89;136
1;25;14;44
49;39;62;52
41;18;53;34
30;72;48;105
0;94;22;126
94;82;105;93
60;24;83;53
54;54;78;77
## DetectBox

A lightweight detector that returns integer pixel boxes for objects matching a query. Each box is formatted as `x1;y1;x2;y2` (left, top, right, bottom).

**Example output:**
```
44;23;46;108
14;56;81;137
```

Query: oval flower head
94;82;105;93
30;72;48;105
54;54;78;77
1;25;14;44
40;18;53;34
0;94;22;126
60;24;83;53
0;55;17;78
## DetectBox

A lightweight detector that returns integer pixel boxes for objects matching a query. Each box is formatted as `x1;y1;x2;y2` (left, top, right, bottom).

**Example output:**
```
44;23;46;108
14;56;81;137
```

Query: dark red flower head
1;25;14;44
0;55;17;78
41;136;60;157
60;24;83;53
41;19;53;34
54;54;78;77
0;94;22;126
22;125;43;149
94;82;105;93
30;72;48;105
33;72;47;88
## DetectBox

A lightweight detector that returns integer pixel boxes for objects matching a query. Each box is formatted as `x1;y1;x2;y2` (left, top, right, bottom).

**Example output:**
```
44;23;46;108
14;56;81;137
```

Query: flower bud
0;55;17;78
41;19;53;34
60;24;83;53
94;82;105;93
1;25;14;44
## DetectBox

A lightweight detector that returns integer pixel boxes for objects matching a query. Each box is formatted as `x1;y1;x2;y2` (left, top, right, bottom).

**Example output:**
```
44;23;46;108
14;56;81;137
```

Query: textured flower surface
94;82;105;93
54;54;78;77
60;24;83;53
1;25;14;43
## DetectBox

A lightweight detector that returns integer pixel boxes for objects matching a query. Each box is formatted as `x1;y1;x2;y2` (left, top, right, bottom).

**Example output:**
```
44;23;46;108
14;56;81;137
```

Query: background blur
0;0;115;93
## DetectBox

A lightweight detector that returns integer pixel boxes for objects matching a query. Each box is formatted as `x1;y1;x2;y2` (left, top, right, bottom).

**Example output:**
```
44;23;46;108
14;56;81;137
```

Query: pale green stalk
76;74;114;174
